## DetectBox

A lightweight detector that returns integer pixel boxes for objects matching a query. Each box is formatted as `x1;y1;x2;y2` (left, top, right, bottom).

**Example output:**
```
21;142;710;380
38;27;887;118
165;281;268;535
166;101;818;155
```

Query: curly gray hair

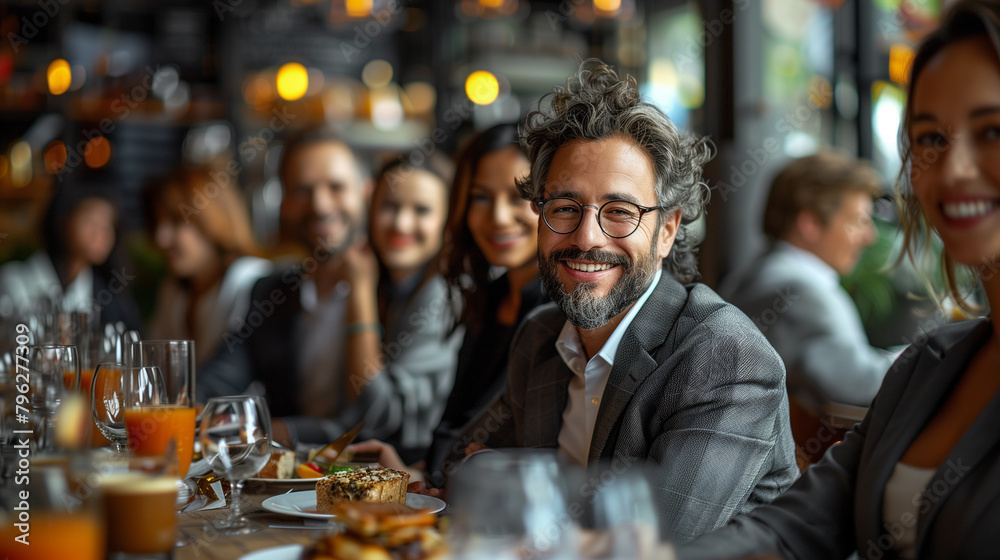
516;59;714;283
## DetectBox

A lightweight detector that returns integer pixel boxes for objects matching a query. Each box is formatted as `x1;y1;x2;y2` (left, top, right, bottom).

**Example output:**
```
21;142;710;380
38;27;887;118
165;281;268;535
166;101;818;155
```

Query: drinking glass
28;344;81;452
90;363;131;453
199;396;272;534
449;449;577;560
0;466;105;560
582;465;665;560
125;340;196;502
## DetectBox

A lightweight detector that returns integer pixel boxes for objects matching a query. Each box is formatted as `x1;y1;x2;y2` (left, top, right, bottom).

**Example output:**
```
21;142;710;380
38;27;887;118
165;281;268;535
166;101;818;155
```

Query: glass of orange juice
0;465;105;560
124;340;196;502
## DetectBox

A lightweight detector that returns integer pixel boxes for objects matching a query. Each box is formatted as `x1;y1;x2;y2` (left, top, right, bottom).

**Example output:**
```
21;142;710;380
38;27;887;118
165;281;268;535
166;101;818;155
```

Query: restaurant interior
0;0;967;559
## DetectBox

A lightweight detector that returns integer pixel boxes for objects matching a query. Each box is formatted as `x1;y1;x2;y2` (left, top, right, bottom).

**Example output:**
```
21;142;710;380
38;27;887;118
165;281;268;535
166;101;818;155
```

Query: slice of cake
255;449;295;479
315;467;409;514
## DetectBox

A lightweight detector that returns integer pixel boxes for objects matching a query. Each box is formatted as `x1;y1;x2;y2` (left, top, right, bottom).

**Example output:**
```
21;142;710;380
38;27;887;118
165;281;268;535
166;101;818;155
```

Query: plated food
316;467;410;514
301;502;448;560
252;449;358;481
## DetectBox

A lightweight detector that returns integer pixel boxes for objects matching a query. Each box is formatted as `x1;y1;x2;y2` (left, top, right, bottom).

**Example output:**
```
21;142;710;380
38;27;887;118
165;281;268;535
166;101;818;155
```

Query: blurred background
0;0;947;345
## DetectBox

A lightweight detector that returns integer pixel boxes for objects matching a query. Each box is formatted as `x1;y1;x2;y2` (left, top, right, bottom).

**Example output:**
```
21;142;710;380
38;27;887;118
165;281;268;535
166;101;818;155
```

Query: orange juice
124;405;196;477
63;368;82;391
101;473;178;554
0;512;104;560
80;368;112;447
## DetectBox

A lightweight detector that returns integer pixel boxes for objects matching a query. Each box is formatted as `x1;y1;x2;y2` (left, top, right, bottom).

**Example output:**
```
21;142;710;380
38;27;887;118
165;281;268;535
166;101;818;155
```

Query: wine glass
199;396;272;534
449;449;578;560
582;464;665;560
89;363;131;453
28;344;81;452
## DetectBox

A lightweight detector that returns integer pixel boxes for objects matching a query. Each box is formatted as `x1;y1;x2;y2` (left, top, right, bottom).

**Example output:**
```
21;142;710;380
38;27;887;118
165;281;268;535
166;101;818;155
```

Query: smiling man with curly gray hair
452;60;799;545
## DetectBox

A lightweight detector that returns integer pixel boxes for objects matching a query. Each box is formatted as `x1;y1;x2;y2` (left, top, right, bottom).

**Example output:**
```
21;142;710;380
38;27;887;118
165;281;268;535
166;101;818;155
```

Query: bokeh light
362;60;393;89
84;137;112;168
10;141;31;188
465;70;499;105
889;43;915;85
47;59;71;95
276;62;309;101
44;141;67;174
594;0;622;13
404;82;436;115
346;0;372;18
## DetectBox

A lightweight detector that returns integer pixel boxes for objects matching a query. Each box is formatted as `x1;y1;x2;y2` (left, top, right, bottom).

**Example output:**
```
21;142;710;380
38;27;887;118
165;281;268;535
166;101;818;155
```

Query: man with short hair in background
720;151;896;408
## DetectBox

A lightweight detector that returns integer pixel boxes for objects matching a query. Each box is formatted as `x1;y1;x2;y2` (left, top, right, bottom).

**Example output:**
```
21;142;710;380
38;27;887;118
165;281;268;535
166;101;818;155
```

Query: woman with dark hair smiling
349;122;548;488
681;2;1000;558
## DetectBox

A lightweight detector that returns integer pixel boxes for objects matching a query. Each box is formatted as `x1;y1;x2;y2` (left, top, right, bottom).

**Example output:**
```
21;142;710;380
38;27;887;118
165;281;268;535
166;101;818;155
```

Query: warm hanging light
276;62;309;101
346;0;372;18
594;0;621;13
465;70;499;105
47;59;71;95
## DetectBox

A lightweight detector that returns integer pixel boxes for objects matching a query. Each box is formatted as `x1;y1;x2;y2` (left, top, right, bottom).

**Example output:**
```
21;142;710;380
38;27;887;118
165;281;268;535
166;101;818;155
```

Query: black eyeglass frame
534;196;666;239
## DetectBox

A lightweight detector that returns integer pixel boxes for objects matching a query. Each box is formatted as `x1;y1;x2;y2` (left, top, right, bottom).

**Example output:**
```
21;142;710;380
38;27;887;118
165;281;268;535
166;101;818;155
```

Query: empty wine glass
89;363;129;453
199;396;271;534
582;465;665;560
29;344;80;451
449;449;578;560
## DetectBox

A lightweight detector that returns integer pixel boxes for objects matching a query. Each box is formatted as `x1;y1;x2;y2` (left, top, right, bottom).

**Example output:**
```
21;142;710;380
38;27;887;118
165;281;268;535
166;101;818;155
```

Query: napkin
182;479;226;513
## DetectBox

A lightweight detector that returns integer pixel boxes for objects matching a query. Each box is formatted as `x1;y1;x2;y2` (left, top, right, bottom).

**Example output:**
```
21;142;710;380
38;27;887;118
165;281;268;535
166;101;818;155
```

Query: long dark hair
895;0;1000;313
41;187;122;289
441;122;526;331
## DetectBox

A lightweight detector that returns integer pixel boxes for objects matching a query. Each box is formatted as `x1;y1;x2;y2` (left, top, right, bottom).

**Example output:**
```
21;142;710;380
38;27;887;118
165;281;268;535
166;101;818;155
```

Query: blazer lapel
588;272;688;462
854;320;991;549
525;352;574;449
915;322;997;555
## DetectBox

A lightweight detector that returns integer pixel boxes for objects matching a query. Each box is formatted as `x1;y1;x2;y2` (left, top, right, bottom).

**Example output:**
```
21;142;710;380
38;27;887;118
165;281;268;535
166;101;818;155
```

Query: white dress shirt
556;268;662;466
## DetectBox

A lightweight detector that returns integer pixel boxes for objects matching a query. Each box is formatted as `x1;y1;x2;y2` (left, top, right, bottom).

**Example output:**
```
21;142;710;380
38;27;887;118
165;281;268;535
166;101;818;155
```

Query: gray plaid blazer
452;270;799;544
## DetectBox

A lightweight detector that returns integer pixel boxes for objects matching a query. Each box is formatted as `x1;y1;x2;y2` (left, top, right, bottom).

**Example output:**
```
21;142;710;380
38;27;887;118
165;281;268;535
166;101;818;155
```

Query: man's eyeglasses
535;197;665;239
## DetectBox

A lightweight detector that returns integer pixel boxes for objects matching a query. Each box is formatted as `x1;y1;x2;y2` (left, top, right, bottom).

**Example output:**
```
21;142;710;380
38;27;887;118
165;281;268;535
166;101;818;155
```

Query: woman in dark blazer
680;2;1000;559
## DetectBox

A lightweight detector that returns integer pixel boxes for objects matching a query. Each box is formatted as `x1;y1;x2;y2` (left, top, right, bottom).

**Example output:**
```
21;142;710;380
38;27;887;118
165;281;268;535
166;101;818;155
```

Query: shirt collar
300;278;350;312
555;267;663;369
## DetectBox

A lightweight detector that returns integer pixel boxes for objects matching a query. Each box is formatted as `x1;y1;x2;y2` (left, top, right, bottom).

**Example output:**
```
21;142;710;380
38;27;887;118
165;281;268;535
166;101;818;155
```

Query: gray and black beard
540;244;660;331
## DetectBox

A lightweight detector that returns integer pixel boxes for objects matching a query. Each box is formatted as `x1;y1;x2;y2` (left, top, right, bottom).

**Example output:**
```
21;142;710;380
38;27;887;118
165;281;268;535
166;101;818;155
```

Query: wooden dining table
175;480;330;560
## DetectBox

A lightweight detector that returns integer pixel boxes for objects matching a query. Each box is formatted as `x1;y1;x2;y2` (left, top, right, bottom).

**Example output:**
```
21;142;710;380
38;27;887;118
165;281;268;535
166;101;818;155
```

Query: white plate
261;491;446;520
246;476;318;487
239;544;303;560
